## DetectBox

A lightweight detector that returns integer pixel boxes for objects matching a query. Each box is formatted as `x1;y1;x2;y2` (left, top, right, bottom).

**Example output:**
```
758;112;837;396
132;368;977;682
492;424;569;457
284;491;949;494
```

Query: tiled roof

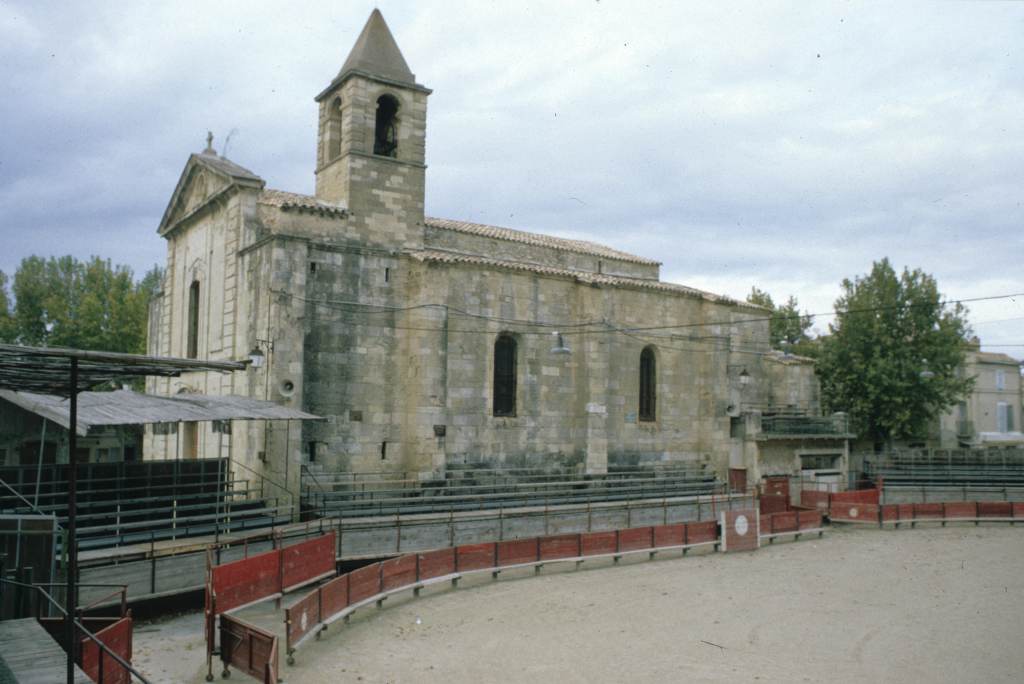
972;350;1022;366
259;189;348;216
410;249;736;304
424;217;661;266
194;152;263;184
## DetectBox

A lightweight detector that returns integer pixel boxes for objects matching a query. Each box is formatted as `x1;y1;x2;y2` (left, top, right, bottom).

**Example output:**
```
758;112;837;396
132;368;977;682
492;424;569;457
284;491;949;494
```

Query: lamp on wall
739;368;751;386
247;339;274;369
550;331;572;355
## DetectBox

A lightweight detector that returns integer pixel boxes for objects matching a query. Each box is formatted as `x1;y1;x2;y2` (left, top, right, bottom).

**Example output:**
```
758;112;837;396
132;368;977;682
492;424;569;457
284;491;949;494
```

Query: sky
1;1;1022;356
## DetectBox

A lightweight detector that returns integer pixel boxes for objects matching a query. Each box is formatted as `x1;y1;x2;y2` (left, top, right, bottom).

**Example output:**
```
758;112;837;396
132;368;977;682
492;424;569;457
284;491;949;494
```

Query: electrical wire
271;287;1024;342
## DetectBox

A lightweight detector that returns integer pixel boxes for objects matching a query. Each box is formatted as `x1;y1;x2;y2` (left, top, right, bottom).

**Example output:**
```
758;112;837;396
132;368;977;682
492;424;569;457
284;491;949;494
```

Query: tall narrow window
187;281;200;358
493;334;517;417
997;402;1011;433
639;346;656;422
374;94;399;157
324;96;343;161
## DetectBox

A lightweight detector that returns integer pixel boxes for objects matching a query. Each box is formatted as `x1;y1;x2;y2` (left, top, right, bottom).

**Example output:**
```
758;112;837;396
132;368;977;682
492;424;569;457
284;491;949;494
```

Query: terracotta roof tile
410;249;735;304
424;217;661;266
259;189;348;216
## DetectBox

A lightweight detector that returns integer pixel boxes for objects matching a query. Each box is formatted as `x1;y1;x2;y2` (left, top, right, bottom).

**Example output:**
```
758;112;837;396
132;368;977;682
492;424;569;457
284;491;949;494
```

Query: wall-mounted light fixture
248;338;274;369
550;331;571;355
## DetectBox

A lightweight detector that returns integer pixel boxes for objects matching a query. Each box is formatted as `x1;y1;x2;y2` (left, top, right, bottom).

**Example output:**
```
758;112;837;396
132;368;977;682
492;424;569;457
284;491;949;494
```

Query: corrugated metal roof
0;343;246;396
0;389;322;436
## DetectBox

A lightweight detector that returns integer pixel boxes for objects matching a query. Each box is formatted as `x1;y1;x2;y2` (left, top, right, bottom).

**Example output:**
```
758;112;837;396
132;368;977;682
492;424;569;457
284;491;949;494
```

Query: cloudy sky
2;1;1022;354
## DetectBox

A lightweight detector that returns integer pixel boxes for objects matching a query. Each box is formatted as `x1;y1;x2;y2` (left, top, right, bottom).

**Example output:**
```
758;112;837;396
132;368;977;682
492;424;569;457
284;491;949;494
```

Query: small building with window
935;338;1023;447
143;10;842;494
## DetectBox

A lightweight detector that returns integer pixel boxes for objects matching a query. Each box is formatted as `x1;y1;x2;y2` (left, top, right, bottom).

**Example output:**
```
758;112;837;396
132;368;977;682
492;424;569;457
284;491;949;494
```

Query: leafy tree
0;270;14;342
746;287;814;353
816;258;973;448
6;256;162;354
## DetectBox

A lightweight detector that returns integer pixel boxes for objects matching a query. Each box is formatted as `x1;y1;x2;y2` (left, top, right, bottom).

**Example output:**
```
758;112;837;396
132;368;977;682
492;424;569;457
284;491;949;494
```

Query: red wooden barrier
79;616;133;684
457;542;496;572
418;547;455;580
914;503;944;519
721;509;758;552
830;502;879;523
348;563;382;604
881;504;900;523
282;532;336;592
831;488;880;505
653;523;685;548
797;511;823;530
496;538;538;566
618;527;653;552
580;530;617;556
212;549;282;614
539;534;580;561
319;574;349;618
762;476;789;499
801;490;830;512
759;494;789;515
1013;503;1024;518
686;520;718;545
978;501;1012;517
770;511;799;533
285;589;320;654
943;502;977;519
220;613;279;682
381;555;418;592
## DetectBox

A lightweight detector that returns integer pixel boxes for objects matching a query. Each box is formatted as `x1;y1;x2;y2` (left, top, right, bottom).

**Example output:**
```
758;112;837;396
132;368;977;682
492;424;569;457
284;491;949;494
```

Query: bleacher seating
862;448;1024;488
301;461;723;518
0;459;292;550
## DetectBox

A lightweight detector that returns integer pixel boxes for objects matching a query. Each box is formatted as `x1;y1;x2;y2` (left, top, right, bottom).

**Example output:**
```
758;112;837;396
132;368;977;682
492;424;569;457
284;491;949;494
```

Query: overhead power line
271;289;1024;340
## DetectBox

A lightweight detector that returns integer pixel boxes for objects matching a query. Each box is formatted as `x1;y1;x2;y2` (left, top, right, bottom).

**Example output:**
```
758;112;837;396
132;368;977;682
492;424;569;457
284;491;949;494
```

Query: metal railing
0;577;151;683
304;475;723;519
232;459;295;514
760;413;850;437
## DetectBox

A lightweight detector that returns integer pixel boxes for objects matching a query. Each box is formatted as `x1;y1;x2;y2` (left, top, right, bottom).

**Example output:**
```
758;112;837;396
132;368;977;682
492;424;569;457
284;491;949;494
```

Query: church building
145;11;848;496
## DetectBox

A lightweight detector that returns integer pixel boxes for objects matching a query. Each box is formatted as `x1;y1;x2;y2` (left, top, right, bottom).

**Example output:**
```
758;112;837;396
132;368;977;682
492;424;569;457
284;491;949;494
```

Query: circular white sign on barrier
735;514;749;536
849;507;859;518
301;611;308;631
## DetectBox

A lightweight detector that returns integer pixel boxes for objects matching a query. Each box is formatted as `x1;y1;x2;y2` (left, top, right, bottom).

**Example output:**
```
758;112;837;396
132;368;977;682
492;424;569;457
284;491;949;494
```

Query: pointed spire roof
325;10;419;90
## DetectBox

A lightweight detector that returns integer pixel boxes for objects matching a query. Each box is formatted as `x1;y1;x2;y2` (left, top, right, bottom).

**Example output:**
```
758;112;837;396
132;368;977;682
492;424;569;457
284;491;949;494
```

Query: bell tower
314;10;430;249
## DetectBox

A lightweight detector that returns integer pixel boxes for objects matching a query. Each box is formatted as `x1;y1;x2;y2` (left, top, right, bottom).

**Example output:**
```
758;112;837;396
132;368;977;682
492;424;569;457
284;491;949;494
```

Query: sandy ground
133;526;1024;683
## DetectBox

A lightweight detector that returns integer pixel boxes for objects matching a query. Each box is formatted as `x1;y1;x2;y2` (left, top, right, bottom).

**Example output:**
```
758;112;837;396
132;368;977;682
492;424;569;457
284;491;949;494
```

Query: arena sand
133;526;1024;683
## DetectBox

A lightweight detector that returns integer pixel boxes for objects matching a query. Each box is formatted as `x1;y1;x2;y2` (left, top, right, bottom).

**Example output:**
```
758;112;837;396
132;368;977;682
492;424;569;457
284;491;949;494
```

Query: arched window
639;346;656;422
187;281;200;359
327;96;343;160
493;334;517;417
374;94;399;157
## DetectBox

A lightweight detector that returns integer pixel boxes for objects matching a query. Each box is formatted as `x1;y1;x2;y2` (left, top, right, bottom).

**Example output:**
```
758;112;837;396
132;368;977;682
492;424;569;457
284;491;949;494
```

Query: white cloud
0;0;1022;355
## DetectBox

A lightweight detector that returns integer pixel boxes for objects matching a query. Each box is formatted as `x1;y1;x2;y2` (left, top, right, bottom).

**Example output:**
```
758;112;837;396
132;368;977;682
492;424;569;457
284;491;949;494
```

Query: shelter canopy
0;343;247;396
0;389;322;436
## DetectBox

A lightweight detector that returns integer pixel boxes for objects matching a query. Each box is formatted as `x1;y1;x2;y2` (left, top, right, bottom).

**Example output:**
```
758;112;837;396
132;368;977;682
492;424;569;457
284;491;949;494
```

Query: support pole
66;358;78;684
34;418;47;507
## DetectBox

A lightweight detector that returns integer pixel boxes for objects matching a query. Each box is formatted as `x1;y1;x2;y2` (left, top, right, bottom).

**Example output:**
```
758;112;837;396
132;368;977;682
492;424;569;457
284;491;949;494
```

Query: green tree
746;287;814;352
816;258;973;447
0;270;14;342
7;256;162;354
